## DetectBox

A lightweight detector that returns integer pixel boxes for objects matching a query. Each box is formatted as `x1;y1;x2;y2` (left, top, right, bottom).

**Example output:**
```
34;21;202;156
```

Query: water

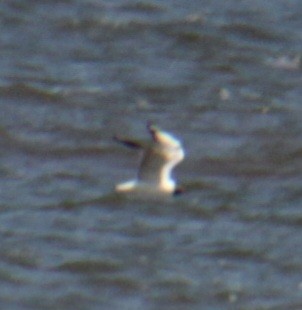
1;0;302;309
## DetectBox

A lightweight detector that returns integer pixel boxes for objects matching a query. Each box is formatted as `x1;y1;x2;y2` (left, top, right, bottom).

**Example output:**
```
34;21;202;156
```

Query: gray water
1;0;302;309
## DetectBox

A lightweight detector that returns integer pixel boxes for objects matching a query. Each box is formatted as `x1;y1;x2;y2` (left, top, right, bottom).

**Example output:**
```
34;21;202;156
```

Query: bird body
115;124;184;195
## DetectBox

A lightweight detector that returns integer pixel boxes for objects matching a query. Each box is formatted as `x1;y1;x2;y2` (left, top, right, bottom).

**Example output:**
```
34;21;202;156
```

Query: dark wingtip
113;135;143;149
147;121;155;131
147;121;160;140
173;186;185;196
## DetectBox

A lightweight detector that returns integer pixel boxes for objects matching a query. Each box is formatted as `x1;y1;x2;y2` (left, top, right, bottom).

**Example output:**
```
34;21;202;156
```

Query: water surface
1;0;302;309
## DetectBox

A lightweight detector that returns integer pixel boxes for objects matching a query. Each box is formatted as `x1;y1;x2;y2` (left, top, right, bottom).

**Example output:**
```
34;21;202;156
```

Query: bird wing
137;145;168;183
113;136;145;150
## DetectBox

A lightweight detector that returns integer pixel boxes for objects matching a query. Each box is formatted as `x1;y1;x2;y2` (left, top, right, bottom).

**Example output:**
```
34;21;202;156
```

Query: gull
114;124;185;196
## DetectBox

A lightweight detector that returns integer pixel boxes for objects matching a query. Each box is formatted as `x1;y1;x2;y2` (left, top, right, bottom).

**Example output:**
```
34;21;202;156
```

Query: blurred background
0;0;302;309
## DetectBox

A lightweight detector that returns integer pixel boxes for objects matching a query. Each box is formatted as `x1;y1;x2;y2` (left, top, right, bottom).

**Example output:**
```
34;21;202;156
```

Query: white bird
115;124;185;196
